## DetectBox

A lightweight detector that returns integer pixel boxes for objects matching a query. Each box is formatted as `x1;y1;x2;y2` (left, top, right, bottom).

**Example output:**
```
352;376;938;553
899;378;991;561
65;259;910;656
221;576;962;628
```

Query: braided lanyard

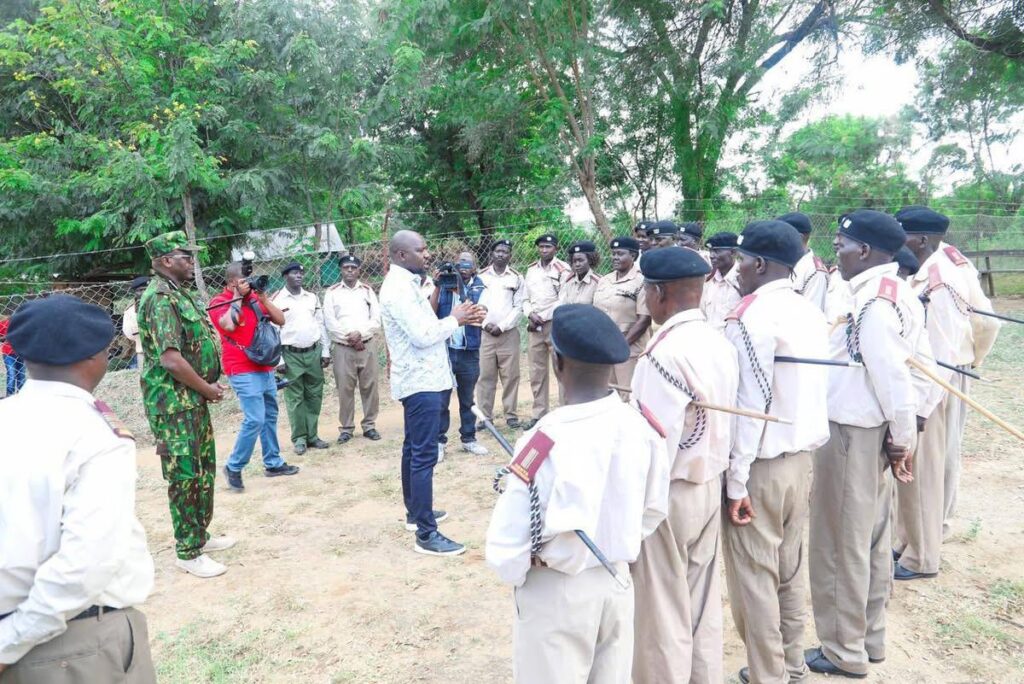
735;320;773;414
642;317;708;450
845;298;907;363
493;468;543;556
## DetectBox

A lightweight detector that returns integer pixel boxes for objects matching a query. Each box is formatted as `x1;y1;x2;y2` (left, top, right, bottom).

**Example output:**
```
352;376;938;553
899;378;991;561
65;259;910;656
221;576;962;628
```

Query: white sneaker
461;441;489;456
202;536;237;553
437;442;446;464
175;554;227;578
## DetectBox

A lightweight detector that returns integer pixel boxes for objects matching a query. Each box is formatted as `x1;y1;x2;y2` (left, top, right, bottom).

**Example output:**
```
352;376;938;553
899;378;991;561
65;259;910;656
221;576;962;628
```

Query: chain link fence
1;212;1022;396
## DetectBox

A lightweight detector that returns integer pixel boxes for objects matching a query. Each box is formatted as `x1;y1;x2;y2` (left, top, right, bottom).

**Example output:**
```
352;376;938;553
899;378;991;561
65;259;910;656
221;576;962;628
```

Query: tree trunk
181;189;208;299
578;163;612;239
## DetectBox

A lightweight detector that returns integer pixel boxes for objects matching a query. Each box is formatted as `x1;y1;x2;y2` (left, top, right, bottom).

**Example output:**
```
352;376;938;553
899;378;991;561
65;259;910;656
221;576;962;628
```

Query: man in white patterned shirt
379;231;485;556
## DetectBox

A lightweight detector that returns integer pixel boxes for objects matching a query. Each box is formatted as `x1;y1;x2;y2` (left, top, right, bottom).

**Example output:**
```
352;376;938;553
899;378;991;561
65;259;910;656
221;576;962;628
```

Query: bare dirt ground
99;300;1024;683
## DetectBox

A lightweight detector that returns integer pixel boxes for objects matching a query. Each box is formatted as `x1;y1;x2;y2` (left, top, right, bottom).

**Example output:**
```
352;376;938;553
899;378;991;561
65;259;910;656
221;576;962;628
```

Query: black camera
240;251;270;293
437;262;460;290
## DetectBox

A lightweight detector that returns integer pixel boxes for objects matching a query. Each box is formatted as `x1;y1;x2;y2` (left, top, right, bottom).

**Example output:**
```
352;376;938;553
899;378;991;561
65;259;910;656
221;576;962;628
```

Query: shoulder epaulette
928;263;943;291
94;399;134;441
634;400;667;438
509;430;555;484
359;281;372;290
553;261;568;273
943;245;969;267
813;255;828;273
508;267;521;278
877;276;899;304
726;294;757;321
828;265;838;274
327;282;342;291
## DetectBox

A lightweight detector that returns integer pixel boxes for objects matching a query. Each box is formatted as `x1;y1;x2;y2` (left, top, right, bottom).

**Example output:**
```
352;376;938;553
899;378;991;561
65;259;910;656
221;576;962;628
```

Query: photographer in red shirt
208;262;300;491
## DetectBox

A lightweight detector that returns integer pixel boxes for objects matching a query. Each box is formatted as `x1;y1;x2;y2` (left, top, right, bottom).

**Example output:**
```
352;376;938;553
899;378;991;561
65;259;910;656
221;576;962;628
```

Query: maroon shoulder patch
928;263;942;291
635;400;667;438
877;277;899;304
943;245;969;267
813;255;828;273
726;294;757;321
509;430;554;484
94;400;135;441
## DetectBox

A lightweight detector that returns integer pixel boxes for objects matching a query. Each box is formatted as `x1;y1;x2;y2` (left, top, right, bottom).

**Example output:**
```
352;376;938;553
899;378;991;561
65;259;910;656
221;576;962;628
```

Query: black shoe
869;655;885;664
308;438;330;449
363;428;382;441
894;562;938;581
738;666;750;684
506;417;520;429
521;418;538;430
223;466;244;492
294;442;307;455
892;548;902;562
414;531;466;556
405;510;449;531
804;647;866;679
475;421;486;431
337;431;353;444
265;463;300;477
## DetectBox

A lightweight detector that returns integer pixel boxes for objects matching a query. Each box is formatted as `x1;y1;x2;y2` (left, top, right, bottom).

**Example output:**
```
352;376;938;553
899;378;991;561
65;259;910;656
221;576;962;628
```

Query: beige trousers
809;422;892;675
331;339;380;433
513;563;633;684
724;451;812;684
527;322;555;420
610;355;639;400
0;608;155;684
895;399;947;574
475;328;521;421
631;477;723;684
943;373;969;538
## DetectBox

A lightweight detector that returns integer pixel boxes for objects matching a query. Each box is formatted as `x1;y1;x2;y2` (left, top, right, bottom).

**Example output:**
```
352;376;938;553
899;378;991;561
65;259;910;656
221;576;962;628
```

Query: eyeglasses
166;253;195;262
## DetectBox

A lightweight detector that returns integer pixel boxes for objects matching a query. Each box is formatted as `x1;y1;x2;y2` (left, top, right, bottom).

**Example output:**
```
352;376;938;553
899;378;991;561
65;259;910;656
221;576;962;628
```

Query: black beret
535;233;558;246
633;221;651;234
776;212;813;235
339;254;362;267
647;220;678;237
839;210;906;254
737;220;805;269
281;261;304;276
7;294;115;366
551;304;630;365
491;238;512;251
568;240;597;255
681;222;703;238
129;276;150;290
706;232;739;249
639;246;711;282
893;246;920;275
610;236;640;252
896;206;949;235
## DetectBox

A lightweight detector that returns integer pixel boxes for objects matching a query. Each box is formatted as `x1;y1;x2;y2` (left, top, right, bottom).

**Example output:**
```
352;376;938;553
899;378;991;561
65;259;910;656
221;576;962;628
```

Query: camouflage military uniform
138;271;222;561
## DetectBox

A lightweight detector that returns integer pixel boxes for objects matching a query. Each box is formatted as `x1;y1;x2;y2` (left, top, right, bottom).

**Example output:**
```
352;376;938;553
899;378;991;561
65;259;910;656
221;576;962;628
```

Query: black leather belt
282;344;317;353
72;605;120;621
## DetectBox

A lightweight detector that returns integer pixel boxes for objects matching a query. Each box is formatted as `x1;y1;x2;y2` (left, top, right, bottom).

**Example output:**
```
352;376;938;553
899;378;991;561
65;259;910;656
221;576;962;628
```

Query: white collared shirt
271;287;330;355
485;393;669;587
478;264;525;332
122;303;141;355
826;263;924;448
631;308;739;484
723;279;831;499
379;264;458;400
0;381;154;664
322;280;381;345
523;258;570;322
700;264;743;330
791;249;829;312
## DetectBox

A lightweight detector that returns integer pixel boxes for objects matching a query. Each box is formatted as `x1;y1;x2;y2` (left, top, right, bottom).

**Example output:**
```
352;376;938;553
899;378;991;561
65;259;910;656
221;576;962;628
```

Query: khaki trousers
943;373;969;538
896;399;947;574
724;452;812;684
475;328;521;421
631;477;723;684
331;339;380;433
0;608;155;684
527;322;555;420
610;355;639;400
809;422;892;675
513;563;633;684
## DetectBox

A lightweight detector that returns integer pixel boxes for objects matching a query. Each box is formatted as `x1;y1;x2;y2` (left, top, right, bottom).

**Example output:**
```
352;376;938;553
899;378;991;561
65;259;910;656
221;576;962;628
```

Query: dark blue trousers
401;391;442;538
439;348;480;444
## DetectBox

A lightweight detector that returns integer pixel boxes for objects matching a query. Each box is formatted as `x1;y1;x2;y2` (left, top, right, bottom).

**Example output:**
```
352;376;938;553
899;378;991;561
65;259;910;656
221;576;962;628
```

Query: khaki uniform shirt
523;258;570;323
700;265;743;330
322;281;381;344
558;270;600;306
478;265;525;332
593;265;649;356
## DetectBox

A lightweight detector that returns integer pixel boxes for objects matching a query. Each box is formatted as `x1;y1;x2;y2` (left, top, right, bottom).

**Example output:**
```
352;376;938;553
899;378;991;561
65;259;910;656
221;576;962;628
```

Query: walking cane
608;385;792;425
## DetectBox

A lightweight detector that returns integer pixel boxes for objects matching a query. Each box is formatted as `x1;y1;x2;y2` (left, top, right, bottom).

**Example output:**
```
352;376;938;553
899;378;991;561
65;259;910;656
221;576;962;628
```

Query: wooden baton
609;385;792;425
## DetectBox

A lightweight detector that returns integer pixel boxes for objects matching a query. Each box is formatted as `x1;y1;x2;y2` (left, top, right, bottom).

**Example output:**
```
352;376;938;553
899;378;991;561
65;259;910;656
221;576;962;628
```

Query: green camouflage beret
145;230;205;259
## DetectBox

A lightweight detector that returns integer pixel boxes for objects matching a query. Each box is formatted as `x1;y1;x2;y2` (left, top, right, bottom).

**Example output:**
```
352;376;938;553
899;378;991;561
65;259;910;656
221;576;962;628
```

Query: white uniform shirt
791;249;829;311
485;393;669;587
271;287;330;356
723;280;831;499
323;281;381;345
824;268;853;324
523;258;570;323
826;263;925;449
0;381;154;664
935;243;1000;366
700;264;743;330
631;308;739;484
379;264;457;400
477;265;525;332
122;303;142;355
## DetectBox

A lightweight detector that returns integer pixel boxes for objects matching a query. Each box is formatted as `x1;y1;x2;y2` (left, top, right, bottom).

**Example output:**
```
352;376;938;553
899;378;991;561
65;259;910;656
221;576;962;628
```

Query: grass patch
155;622;272;683
935;614;1018;650
955;517;983;544
990;579;1024;616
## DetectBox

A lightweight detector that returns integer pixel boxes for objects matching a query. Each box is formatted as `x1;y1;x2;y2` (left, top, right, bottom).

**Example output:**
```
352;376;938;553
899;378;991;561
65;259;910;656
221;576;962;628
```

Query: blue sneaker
414;531;465;557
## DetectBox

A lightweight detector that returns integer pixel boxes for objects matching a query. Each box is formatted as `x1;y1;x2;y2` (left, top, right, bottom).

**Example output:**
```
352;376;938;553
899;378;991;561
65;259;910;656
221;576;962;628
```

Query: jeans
401;391;443;538
3;354;26;397
439;347;480;444
226;371;285;472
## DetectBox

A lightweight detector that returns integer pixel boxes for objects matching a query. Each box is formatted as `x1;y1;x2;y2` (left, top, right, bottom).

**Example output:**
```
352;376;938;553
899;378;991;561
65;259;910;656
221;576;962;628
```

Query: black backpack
229;300;282;366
